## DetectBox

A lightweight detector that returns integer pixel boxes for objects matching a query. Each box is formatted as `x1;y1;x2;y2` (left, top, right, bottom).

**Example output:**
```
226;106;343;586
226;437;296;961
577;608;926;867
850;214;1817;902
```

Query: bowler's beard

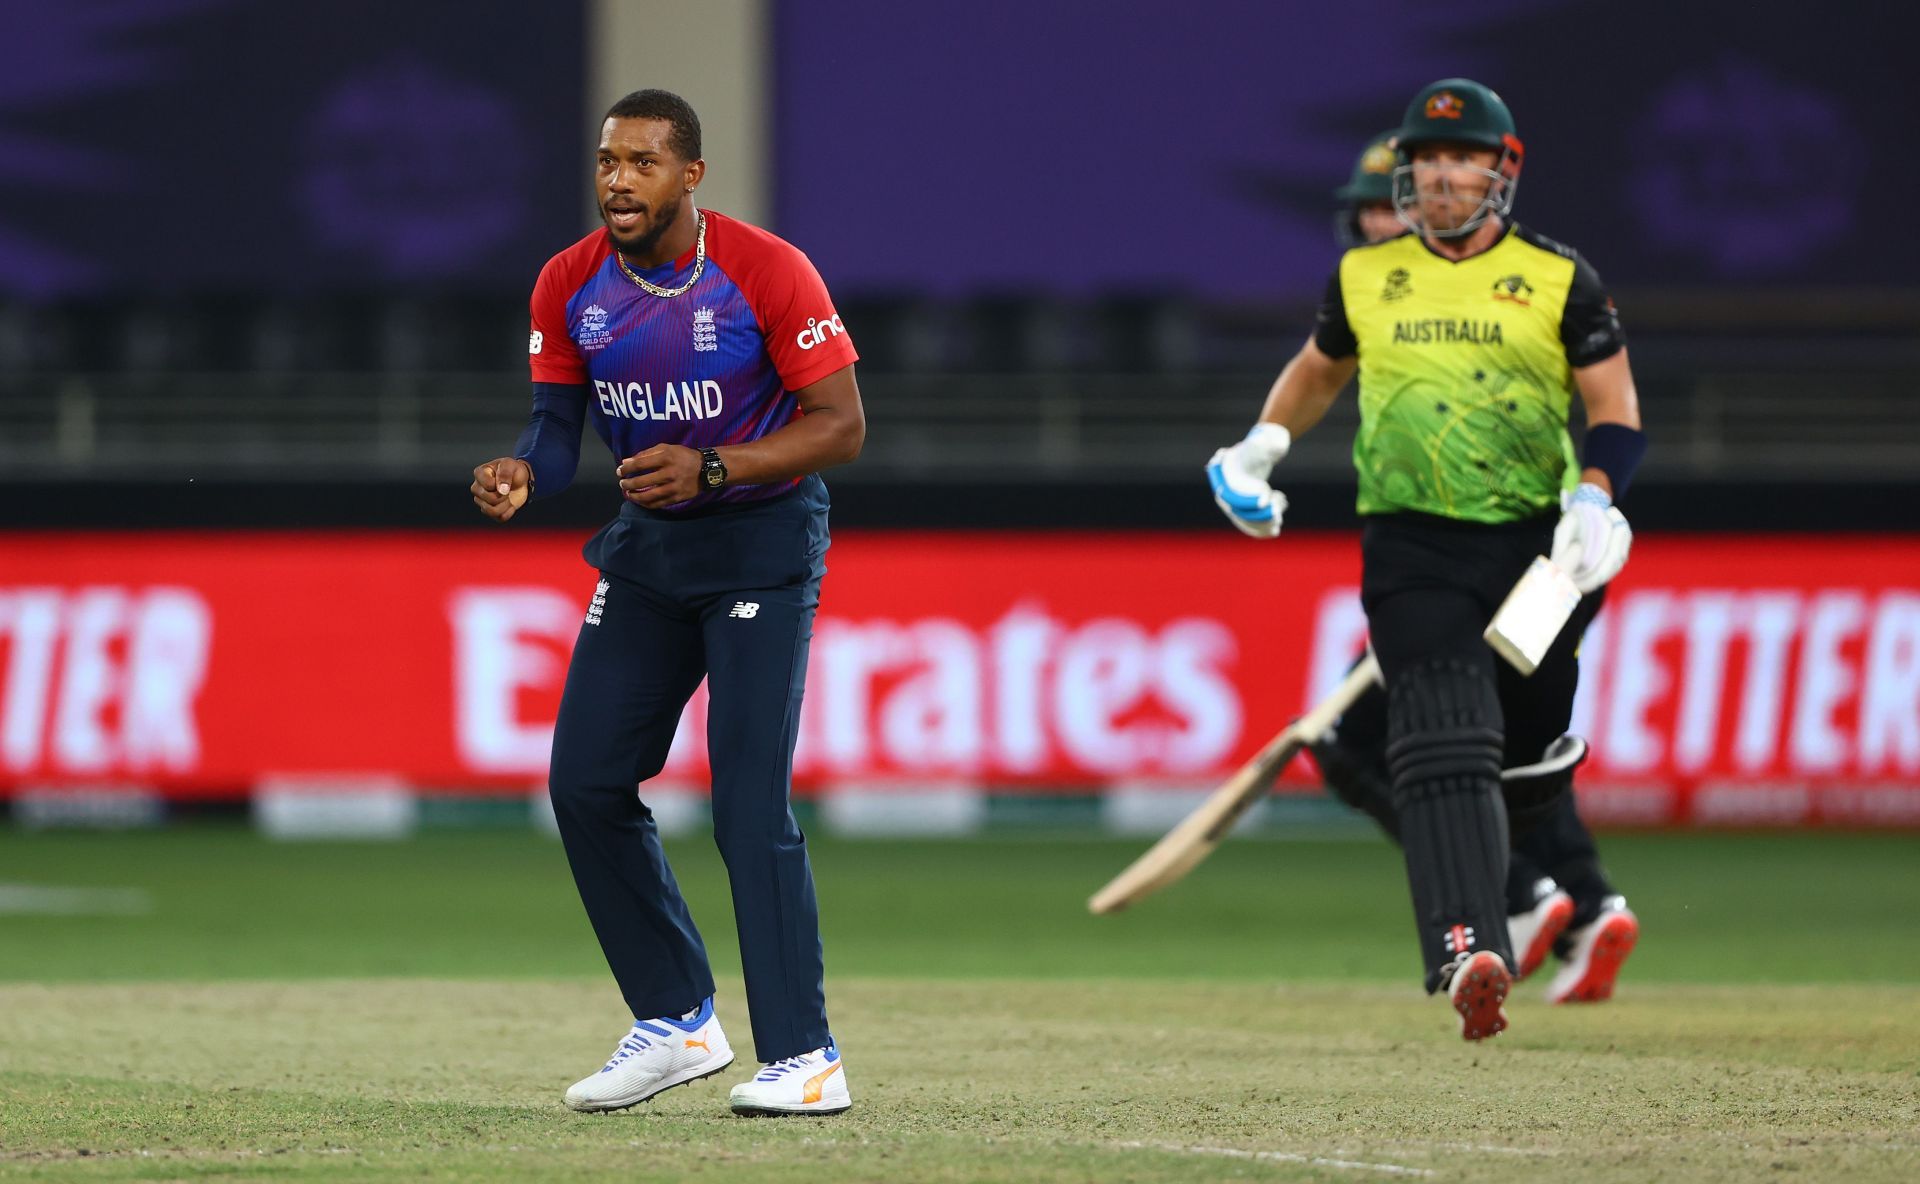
606;201;681;260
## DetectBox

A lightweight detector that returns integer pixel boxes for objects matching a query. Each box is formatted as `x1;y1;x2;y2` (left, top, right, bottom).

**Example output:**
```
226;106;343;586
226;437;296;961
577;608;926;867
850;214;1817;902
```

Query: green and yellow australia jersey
1313;224;1626;524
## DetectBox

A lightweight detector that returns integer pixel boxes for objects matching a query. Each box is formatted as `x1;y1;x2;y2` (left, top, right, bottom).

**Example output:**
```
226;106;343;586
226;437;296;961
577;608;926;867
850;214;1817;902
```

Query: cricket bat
1482;555;1582;675
1088;555;1583;915
1086;652;1382;915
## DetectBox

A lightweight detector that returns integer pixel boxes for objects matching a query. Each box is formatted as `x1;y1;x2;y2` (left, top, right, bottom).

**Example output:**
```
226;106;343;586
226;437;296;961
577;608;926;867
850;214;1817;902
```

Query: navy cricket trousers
547;476;831;1063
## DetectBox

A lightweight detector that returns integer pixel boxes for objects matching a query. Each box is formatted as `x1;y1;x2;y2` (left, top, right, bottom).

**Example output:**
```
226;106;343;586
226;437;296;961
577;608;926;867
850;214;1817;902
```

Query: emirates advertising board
2;532;1917;827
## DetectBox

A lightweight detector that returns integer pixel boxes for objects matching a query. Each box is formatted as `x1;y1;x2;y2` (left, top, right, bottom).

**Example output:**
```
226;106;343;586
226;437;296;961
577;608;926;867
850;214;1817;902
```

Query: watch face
703;463;725;488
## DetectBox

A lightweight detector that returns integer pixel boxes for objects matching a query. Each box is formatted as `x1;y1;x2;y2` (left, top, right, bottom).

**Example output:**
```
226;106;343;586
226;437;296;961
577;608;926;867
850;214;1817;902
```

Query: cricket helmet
1389;78;1525;237
1333;130;1403;248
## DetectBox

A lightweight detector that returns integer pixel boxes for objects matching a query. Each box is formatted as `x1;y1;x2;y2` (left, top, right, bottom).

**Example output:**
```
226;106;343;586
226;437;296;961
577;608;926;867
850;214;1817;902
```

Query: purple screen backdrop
1;0;586;298
773;0;1908;299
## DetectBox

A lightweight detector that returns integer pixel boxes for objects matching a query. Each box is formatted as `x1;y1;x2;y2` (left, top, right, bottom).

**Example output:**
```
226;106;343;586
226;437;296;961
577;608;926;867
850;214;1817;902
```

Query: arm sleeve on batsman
1559;250;1626;368
1312;267;1359;360
1552;261;1644;593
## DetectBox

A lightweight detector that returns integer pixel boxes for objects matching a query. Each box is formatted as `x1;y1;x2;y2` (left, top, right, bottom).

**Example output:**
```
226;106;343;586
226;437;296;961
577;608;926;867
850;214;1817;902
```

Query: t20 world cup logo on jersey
578;304;614;352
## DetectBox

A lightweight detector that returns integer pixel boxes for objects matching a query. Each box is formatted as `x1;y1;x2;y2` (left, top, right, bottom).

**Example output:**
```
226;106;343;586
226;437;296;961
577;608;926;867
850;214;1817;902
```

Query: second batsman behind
1315;130;1641;1005
1208;79;1647;1040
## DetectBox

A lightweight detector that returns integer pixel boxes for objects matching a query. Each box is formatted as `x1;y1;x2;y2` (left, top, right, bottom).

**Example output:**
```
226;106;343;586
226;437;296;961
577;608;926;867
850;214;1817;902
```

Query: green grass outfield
1;828;1916;1181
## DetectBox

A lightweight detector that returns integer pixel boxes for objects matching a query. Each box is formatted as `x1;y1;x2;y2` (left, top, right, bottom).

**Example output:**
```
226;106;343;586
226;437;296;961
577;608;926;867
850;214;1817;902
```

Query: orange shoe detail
802;1060;843;1105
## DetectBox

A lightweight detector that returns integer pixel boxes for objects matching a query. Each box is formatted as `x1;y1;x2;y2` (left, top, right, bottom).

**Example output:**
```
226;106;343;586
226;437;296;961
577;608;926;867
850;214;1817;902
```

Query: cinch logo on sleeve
795;314;846;350
528;330;544;355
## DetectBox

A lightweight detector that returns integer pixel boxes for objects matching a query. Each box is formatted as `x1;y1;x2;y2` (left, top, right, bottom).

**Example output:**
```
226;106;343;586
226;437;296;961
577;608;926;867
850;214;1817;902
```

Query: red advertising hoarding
2;531;1916;825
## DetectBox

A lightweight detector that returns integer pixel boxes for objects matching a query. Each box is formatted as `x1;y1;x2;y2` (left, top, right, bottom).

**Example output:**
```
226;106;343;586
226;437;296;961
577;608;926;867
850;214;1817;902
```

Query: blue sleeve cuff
1582;422;1647;500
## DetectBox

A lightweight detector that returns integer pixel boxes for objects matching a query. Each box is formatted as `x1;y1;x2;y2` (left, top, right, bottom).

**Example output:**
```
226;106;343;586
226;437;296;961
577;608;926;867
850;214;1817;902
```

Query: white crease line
1396;1141;1557;1157
1113;1140;1436;1177
0;885;153;916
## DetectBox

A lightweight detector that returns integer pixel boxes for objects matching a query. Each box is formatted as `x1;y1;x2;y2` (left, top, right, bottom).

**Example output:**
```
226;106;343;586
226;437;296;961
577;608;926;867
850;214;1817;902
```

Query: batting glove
1206;422;1291;539
1550;482;1632;592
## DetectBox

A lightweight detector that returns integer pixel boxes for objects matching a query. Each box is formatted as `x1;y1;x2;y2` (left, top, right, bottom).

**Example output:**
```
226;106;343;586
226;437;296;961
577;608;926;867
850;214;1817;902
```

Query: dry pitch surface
1;830;1915;1181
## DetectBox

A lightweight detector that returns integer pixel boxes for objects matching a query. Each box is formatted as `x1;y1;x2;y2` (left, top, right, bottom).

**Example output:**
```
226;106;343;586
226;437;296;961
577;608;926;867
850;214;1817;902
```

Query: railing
2;358;1914;482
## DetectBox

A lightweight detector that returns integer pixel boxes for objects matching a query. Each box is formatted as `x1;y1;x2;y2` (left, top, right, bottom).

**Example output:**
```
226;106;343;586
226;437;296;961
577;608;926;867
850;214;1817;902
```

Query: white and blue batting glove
1550;482;1632;593
1206;422;1291;539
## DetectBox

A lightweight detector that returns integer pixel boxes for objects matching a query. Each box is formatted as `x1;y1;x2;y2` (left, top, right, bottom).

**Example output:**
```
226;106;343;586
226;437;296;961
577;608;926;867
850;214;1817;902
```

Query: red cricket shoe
1509;880;1576;982
1448;950;1512;1041
1547;896;1639;1004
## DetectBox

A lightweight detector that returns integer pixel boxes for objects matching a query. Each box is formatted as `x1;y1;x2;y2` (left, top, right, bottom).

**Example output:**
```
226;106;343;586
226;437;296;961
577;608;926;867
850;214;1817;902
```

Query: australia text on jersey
1392;319;1505;345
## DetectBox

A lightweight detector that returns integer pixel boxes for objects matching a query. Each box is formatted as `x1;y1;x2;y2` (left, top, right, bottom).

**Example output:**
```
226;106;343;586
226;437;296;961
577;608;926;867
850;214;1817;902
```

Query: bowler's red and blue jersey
527;210;858;510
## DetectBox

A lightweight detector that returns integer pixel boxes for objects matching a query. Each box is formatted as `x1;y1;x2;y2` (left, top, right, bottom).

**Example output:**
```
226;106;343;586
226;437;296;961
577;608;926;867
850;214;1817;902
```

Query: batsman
1207;79;1647;1040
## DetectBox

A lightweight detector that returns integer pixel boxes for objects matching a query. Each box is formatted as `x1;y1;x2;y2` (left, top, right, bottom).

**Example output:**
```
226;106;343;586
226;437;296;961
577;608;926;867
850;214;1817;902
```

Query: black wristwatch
698;447;728;489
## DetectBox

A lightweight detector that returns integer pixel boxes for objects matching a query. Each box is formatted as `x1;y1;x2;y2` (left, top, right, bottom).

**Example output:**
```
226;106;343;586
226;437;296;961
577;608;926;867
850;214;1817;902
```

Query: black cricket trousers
1362;510;1589;988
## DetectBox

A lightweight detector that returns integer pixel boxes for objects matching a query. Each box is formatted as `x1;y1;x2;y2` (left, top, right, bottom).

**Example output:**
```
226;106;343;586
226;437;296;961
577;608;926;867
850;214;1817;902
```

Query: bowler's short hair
603;89;702;162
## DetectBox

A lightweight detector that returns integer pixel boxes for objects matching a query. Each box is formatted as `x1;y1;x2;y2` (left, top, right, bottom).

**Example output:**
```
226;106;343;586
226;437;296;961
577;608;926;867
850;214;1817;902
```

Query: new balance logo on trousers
728;602;760;619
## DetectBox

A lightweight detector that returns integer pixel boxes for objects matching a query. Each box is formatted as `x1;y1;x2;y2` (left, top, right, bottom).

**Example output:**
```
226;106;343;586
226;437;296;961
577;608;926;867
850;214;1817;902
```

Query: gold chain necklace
614;211;706;298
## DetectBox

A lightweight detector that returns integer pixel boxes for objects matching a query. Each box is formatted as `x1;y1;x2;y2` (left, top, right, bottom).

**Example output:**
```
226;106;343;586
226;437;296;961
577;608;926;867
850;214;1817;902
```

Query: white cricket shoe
728;1042;851;1116
564;996;733;1112
1447;950;1512;1042
1509;878;1576;982
1547;895;1639;1004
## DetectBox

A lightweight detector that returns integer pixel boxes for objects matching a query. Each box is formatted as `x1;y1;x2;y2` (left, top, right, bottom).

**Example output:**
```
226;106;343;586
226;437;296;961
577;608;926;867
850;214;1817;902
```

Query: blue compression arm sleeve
1581;422;1648;500
513;382;588;500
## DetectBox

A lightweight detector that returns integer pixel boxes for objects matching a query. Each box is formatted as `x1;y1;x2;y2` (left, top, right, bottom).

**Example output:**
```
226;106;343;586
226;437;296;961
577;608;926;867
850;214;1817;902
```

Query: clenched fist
471;457;532;523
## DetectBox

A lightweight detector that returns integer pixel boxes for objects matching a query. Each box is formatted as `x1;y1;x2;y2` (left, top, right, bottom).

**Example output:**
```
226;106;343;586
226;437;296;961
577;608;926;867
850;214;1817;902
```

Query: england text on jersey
594;379;725;422
526;210;859;510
